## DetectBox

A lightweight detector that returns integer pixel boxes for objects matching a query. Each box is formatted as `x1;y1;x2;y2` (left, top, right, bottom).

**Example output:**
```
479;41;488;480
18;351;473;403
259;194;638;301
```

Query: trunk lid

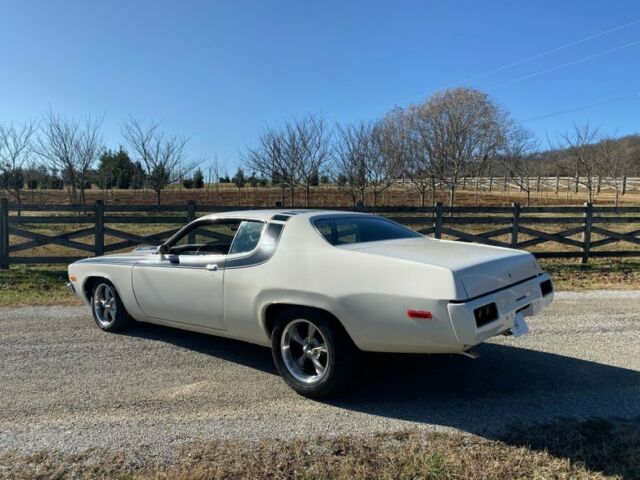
341;237;539;299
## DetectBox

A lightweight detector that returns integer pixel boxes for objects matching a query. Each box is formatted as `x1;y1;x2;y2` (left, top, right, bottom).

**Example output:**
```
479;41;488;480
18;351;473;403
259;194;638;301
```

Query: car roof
199;209;368;222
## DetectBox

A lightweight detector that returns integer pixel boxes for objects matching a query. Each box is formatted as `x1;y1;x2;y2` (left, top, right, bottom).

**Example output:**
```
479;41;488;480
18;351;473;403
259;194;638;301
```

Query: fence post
434;202;443;239
0;198;9;269
622;175;627;196
187;201;196;244
94;200;104;257
511;202;521;248
582;202;593;264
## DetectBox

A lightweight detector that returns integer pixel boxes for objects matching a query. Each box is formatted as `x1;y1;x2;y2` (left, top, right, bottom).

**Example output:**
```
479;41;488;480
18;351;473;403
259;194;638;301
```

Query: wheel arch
262;303;355;345
82;275;120;303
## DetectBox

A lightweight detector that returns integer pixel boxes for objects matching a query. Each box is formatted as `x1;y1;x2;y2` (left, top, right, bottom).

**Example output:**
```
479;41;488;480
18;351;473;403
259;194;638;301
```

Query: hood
132;245;160;254
342;238;539;299
74;246;159;265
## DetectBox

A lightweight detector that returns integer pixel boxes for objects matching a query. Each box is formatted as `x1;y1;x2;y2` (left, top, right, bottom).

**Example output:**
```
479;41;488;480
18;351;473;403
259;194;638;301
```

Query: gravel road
1;291;639;457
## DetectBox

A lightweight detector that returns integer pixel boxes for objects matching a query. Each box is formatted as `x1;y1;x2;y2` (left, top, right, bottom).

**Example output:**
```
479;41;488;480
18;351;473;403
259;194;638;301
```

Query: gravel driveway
1;291;639;457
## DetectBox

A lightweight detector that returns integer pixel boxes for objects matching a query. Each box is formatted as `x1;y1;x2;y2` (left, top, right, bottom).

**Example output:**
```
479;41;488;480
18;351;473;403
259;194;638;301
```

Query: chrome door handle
206;264;218;272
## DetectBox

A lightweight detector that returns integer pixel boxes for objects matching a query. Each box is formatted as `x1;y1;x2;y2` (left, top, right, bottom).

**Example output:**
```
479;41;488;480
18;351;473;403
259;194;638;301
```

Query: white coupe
67;209;554;397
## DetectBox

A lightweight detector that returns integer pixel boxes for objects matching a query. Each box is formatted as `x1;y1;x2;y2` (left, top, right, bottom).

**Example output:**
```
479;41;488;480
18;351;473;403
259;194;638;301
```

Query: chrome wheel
280;319;329;384
93;283;117;328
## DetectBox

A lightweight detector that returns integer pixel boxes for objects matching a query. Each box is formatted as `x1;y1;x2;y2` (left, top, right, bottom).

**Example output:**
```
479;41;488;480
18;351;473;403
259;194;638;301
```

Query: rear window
313;216;421;246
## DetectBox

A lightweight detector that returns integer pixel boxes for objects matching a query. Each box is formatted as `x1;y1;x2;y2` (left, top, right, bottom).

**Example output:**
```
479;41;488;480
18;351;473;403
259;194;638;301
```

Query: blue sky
1;0;639;173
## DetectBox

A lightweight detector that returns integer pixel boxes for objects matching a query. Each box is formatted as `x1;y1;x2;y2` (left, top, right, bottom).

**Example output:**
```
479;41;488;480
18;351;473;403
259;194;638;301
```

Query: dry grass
0;265;79;307
11;183;640;207
1;417;638;479
541;258;640;290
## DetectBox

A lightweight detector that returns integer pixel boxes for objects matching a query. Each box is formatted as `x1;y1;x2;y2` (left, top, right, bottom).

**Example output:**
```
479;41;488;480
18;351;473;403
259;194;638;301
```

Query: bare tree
38;112;103;205
500;125;540;206
370;113;406;208
122;119;191;204
411;87;509;207
295;115;331;207
403;107;437;206
598;133;626;207
560;123;599;203
333;121;370;207
282;122;304;206
210;154;221;197
243;126;297;207
0;120;37;204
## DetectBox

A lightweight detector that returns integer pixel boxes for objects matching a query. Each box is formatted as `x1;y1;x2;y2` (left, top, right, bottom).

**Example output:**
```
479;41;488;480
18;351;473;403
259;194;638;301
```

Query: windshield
313;216;422;246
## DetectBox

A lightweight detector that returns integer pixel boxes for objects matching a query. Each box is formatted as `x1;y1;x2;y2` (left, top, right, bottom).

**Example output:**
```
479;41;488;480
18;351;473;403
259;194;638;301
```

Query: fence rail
395;175;640;194
2;198;640;268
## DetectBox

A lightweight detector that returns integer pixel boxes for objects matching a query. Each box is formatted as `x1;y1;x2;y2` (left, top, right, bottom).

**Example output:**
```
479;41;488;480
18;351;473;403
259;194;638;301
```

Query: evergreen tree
193;168;205;188
96;147;135;189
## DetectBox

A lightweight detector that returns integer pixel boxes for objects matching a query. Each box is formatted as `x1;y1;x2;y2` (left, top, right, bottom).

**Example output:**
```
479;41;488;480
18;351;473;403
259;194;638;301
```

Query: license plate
512;313;529;337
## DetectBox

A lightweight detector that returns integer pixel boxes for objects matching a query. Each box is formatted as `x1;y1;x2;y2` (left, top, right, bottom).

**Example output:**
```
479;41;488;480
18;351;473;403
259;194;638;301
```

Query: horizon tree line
242;87;639;208
1;87;639;207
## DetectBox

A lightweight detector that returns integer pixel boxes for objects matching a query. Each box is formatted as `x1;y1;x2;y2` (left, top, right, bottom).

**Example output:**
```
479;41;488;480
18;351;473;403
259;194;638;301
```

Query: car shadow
120;322;640;478
121;321;278;374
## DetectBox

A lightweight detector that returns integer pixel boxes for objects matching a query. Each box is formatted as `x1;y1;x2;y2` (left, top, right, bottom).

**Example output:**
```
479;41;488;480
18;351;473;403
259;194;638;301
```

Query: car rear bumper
447;273;553;347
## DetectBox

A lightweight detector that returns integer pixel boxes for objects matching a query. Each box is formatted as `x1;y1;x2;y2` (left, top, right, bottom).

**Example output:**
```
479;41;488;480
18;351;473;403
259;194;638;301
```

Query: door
132;220;238;331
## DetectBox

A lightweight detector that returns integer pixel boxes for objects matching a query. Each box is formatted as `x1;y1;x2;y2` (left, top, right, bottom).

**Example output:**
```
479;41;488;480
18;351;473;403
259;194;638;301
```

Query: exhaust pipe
458;349;480;359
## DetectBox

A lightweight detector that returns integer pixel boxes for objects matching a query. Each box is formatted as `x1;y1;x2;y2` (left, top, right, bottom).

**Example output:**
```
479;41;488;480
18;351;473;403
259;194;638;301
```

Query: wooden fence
2;198;640;268
394;175;640;194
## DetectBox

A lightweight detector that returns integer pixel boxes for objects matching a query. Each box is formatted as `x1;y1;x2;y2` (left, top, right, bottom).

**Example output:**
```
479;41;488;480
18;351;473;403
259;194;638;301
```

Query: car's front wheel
91;280;131;332
271;308;359;398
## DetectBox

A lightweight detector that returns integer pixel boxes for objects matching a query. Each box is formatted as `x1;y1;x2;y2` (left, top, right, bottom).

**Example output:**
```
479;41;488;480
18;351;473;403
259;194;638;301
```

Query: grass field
0;266;75;306
1;417;638;479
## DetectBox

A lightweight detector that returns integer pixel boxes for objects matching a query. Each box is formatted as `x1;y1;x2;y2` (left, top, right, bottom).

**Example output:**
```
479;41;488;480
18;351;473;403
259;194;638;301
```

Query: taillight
474;303;498;328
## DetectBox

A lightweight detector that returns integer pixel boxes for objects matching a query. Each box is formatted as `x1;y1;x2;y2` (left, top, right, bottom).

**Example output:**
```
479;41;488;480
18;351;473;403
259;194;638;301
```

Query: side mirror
158;244;170;255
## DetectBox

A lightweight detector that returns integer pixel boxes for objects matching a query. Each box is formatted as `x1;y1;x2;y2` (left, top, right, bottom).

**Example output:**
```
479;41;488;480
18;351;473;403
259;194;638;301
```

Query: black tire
90;280;132;332
271;308;359;398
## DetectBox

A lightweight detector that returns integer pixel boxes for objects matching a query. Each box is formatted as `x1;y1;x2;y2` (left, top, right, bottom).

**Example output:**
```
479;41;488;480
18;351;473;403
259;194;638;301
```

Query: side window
191;223;236;247
229;221;265;255
171;220;240;255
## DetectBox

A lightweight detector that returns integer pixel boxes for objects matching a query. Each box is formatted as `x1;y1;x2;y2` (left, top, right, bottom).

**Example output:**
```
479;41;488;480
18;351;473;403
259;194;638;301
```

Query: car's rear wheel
271;308;359;398
91;280;131;332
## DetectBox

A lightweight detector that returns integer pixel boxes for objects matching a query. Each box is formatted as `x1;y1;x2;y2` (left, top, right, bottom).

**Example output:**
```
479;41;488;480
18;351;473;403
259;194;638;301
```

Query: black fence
2;198;640;268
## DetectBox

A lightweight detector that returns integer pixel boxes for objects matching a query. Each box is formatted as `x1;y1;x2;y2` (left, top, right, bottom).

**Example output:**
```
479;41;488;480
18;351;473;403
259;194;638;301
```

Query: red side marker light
407;309;432;320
